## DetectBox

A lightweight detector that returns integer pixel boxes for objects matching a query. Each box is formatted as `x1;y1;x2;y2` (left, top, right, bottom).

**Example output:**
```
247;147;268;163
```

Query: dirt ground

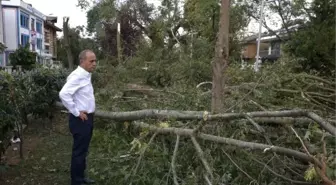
0;114;73;185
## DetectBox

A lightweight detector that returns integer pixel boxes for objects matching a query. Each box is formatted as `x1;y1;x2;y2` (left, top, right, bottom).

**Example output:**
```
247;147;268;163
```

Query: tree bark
63;17;74;70
117;22;122;65
211;0;230;113
55;101;336;136
130;121;318;166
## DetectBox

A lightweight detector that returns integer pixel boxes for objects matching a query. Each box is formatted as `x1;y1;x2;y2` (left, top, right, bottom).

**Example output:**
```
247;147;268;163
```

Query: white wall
20;0;44;19
0;0;4;66
2;0;46;66
19;13;43;52
1;0;44;19
1;0;20;6
3;7;18;50
30;14;44;53
18;0;45;54
0;1;4;43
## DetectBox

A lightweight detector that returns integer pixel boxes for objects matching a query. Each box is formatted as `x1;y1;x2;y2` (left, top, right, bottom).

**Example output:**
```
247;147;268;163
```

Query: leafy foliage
57;26;103;67
0;68;68;161
90;54;336;184
184;0;249;60
244;0;309;36
284;0;336;76
86;0;154;60
3;0;333;184
0;42;7;53
9;45;37;70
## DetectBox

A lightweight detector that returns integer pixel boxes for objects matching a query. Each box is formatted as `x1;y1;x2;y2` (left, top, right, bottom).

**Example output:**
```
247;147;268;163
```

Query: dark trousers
69;113;94;185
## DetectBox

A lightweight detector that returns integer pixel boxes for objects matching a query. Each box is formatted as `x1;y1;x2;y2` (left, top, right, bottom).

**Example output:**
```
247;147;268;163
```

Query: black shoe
83;178;95;184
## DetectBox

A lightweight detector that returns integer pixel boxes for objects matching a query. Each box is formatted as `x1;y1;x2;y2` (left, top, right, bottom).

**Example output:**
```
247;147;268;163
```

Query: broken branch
191;136;213;181
129;121;320;166
55;102;336;136
172;135;180;185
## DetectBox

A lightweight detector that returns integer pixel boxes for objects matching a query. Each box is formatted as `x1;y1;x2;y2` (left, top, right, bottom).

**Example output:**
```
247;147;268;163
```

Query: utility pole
0;0;4;66
117;22;122;64
63;17;74;70
254;0;265;72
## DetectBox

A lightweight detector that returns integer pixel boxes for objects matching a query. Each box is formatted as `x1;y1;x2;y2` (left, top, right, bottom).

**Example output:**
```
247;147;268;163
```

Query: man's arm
59;74;82;117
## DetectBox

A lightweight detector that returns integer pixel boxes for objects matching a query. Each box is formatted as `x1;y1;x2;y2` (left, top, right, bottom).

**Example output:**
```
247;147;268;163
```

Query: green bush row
0;68;69;158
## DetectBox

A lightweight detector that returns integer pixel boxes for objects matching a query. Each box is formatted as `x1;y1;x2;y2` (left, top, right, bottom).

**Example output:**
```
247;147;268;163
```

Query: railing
0;66;23;74
259;49;281;58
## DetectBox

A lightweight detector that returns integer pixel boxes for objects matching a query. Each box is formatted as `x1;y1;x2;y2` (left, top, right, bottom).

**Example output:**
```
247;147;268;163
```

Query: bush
9;45;37;70
0;67;68;160
89;55;335;184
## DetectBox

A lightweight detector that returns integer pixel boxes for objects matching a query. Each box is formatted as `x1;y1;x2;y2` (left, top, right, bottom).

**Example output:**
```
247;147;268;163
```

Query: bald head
79;49;97;72
79;49;94;63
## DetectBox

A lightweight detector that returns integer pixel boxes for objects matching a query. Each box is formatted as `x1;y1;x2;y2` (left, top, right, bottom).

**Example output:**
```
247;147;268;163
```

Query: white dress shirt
59;66;95;117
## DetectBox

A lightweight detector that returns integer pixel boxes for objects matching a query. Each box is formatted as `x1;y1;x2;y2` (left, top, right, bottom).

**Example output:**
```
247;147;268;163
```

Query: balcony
44;32;50;43
259;49;281;58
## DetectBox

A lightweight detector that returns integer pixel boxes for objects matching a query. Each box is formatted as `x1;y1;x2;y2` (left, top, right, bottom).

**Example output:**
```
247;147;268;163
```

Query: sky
25;0;90;30
24;0;268;37
25;0;161;35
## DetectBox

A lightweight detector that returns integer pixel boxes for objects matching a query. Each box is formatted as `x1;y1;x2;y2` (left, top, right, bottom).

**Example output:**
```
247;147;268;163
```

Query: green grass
0;113;223;185
0;115;73;185
0;113;171;185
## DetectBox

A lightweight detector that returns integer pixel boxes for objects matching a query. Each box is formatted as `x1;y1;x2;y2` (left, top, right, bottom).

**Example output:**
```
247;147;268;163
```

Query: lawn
0;112;134;185
0;112;186;185
0;113;74;185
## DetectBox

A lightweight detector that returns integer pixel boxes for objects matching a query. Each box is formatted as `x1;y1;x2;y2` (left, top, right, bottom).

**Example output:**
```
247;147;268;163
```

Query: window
36;21;42;33
45;45;50;53
44;31;50;43
31;38;36;51
31;18;35;31
0;53;3;66
21;34;30;46
32;43;35;51
20;12;29;28
37;38;42;49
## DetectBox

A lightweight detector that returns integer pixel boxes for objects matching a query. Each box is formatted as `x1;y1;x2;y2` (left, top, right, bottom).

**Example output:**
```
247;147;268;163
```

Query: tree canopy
5;0;332;184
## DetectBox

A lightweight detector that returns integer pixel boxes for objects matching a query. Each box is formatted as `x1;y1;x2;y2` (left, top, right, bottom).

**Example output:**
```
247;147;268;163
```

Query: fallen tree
55;102;336;136
55;102;336;185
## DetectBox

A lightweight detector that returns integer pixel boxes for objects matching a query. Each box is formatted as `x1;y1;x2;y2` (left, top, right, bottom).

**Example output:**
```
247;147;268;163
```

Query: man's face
81;52;97;73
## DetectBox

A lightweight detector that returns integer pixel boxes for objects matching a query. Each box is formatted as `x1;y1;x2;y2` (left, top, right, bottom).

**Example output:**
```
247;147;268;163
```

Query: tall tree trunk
0;0;4;45
63;17;74;70
117;22;122;65
211;0;230;113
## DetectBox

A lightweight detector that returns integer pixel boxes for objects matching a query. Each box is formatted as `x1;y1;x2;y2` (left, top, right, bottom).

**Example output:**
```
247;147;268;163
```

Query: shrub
0;67;68;160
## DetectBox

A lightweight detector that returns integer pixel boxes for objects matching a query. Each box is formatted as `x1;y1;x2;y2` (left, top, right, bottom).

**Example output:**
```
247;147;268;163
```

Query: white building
0;0;5;66
1;0;46;66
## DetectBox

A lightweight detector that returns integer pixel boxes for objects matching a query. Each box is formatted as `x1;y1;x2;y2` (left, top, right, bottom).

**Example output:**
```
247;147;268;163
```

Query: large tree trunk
63;17;74;70
0;0;4;45
117;22;122;65
211;0;230;113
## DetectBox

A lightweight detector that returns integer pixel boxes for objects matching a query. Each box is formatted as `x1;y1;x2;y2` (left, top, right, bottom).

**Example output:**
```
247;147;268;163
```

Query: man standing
59;50;97;185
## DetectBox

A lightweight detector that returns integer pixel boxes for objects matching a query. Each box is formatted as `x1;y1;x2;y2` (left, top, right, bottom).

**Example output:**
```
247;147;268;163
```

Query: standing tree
57;26;102;67
284;0;335;76
9;45;37;70
211;0;230;113
245;0;309;41
63;17;74;70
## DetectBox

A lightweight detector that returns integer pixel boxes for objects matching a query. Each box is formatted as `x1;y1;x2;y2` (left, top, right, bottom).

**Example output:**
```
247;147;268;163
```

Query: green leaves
0;68;68;158
304;165;318;181
284;0;335;76
0;42;7;53
9;45;37;70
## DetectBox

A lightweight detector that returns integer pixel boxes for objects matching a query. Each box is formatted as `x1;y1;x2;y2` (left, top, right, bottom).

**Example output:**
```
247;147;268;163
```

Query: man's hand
79;111;88;121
